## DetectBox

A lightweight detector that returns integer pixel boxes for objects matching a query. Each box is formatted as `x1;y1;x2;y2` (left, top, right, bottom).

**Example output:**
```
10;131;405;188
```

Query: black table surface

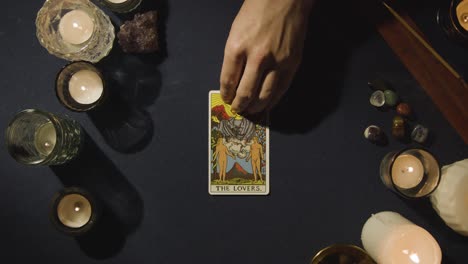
1;0;467;263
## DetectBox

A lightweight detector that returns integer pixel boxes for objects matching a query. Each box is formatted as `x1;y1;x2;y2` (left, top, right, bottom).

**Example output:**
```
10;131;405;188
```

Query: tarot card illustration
209;91;269;195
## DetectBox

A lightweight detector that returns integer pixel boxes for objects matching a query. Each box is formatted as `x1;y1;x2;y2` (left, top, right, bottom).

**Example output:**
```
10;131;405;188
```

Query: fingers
230;60;263;113
220;43;245;104
246;71;279;114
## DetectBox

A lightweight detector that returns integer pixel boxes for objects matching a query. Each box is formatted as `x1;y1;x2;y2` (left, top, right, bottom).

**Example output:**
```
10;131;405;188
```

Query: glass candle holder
98;0;142;13
50;187;99;236
56;62;106;111
5;109;83;165
437;0;468;46
380;148;441;198
36;0;115;63
311;245;376;264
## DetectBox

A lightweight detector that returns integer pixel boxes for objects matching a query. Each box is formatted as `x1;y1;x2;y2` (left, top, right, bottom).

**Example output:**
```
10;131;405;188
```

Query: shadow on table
88;0;169;153
269;1;374;134
269;0;449;134
87;92;155;154
50;132;144;259
90;44;160;154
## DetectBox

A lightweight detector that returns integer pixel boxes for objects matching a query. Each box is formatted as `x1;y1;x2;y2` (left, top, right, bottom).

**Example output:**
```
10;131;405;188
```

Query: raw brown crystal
118;11;159;53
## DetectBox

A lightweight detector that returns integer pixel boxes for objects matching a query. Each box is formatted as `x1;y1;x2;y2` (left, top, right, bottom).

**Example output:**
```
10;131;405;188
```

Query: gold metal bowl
311;244;376;264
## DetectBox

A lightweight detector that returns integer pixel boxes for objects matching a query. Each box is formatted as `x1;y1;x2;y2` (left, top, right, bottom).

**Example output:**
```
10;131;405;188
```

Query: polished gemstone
384;90;399;107
396;103;411;117
392;116;405;127
392;126;405;139
411;125;429;143
364;125;383;142
370;91;386;107
392;116;405;139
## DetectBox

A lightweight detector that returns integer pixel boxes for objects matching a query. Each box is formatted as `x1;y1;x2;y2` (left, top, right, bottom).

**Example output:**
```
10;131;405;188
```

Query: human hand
220;0;314;114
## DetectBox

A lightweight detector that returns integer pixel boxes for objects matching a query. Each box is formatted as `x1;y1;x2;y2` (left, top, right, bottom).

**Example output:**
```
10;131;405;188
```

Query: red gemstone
396;103;411;116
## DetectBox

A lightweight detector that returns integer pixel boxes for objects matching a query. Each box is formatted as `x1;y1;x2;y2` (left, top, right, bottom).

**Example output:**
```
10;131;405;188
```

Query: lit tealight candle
58;10;95;45
68;69;104;105
381;149;440;198
107;0;128;3
457;1;468;31
34;121;57;156
391;154;424;189
57;193;92;229
100;0;142;13
361;211;442;264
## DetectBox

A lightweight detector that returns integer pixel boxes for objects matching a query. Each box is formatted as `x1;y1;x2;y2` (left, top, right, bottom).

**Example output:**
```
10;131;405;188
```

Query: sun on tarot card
209;91;269;195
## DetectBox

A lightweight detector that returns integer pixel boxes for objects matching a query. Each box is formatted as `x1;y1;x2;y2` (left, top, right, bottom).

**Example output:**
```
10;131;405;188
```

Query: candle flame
409;253;420;263
402;249;420;263
74;206;80;212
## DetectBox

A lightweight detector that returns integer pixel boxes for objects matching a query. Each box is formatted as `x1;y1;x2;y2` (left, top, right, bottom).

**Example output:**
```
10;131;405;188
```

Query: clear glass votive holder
56;62;106;112
437;0;468;46
5;109;83;166
99;0;143;13
311;244;376;264
36;0;115;63
380;148;441;198
50;187;99;236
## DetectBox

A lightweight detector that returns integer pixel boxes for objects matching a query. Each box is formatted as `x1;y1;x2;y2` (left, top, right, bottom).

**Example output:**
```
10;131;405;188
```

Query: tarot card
208;90;269;195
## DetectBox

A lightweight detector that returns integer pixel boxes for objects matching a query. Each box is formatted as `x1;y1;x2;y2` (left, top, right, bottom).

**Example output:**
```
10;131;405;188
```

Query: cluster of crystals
117;11;160;53
365;78;429;144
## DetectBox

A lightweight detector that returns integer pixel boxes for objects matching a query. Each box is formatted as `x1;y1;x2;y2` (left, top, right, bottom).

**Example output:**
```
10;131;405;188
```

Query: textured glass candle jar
36;0;115;63
50;187;99;236
56;61;106;111
99;0;142;13
380;149;441;198
5;109;83;165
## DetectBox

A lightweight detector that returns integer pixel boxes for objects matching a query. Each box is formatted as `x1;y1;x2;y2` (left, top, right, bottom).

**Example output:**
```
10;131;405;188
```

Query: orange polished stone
396;103;411;117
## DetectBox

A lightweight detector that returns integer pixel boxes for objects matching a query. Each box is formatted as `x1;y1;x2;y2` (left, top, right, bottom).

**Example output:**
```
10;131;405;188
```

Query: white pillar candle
34;121;57;156
107;0;128;3
68;69;104;105
57;193;92;228
58;10;95;45
392;154;424;189
361;211;442;264
431;159;468;236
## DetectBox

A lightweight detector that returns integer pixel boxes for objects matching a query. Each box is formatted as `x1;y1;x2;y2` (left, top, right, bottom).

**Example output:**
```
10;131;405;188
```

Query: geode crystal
118;11;159;53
